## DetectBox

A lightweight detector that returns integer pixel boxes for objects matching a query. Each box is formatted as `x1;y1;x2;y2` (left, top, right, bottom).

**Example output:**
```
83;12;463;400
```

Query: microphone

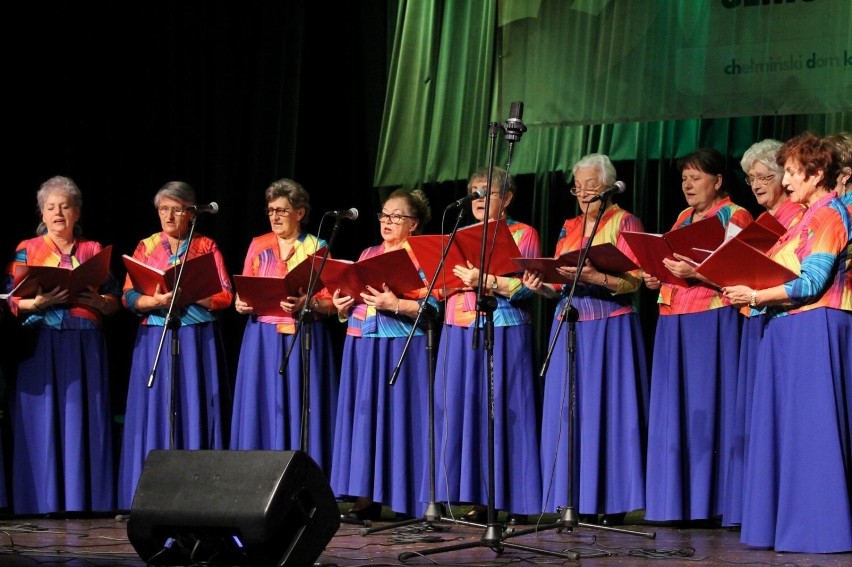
503;100;527;143
325;208;359;220
446;188;487;208
188;202;219;214
588;181;627;203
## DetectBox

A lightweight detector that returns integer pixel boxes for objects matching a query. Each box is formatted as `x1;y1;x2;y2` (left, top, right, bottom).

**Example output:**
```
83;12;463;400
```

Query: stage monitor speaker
126;449;340;566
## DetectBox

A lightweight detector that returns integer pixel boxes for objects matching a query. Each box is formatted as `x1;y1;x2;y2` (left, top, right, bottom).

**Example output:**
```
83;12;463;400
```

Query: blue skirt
540;313;649;515
644;307;742;521
329;334;430;517
433;324;542;515
229;318;339;475
741;308;852;553
721;314;766;526
11;328;114;514
117;322;230;510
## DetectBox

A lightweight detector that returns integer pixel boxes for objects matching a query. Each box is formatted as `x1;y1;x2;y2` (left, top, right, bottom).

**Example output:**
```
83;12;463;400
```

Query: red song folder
317;247;424;299
622;217;725;286
406;220;522;291
511;243;638;284
122;252;222;307
232;250;327;317
727;211;786;254
12;245;113;298
694;235;798;289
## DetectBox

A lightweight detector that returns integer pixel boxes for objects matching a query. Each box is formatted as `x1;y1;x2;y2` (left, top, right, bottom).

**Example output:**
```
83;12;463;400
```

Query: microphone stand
400;104;577;563
359;205;465;536
146;213;201;450
508;197;653;541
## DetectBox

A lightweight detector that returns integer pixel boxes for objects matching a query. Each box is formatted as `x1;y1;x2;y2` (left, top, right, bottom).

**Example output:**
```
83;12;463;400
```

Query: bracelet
749;289;758;308
490;276;498;291
394;298;401;315
601;273;608;286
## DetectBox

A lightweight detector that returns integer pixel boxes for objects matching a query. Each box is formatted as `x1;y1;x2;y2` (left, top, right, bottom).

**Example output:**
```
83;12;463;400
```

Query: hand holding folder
123;252;222;307
232;248;327;317
512;243;638;284
318;248;424;299
12;245;113;298
406;220;522;291
622;217;725;286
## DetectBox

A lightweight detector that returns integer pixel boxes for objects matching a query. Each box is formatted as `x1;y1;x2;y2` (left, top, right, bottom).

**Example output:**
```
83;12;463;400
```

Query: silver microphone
326;208;359;220
187;202;219;214
589;181;627;203
446;188;487;208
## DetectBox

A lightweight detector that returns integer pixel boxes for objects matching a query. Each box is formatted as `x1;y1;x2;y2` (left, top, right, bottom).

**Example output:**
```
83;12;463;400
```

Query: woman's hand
361;284;398;312
643;271;662;291
452;261;481;289
234;293;254;315
29;285;69;312
332;288;354;318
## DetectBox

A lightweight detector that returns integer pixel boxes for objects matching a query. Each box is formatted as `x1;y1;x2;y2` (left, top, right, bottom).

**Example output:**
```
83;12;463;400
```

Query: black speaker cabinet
127;450;340;566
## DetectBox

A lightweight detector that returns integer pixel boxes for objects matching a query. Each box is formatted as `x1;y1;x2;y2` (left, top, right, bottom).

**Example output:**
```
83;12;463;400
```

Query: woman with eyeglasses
117;181;234;511
329;188;438;522
3;175;120;514
641;148;753;528
432;166;542;524
229;179;338;475
721;139;804;527
523;154;649;527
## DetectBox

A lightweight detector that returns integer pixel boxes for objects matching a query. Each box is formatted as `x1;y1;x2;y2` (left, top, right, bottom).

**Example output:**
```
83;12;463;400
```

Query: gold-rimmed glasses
570;183;602;196
377;212;415;224
158;205;187;216
746;174;776;186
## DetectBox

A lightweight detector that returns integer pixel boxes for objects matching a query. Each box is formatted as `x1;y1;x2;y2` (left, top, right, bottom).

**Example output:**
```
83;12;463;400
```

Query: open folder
511;243;638;284
232;248;327;317
122;252;222;307
317;247;424;299
622;217;725;286
406;220;522;291
693;234;798;289
12;245;113;298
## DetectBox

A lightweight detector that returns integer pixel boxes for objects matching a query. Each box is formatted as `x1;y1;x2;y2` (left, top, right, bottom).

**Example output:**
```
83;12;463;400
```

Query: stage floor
0;507;848;566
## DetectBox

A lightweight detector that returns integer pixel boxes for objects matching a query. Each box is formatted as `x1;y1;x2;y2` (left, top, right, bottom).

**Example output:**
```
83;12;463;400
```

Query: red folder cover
732;212;786;253
232;250;326;316
694;237;798;289
407;220;522;290
317;248;424;299
122;252;222;307
622;217;725;286
511;243;638;283
12;245;113;298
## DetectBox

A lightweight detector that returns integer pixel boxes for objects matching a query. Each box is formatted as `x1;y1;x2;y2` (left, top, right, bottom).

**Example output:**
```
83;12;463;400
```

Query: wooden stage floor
0;507;849;566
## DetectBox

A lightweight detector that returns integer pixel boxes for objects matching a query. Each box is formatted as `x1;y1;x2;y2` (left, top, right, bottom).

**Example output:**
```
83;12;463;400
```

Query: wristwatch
490;276;498;291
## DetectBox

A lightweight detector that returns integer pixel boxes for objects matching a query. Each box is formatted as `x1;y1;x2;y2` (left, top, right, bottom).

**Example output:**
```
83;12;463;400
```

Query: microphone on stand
588;181;627;203
446;188;487;209
503;100;527;143
187;202;219;214
325;208;359;220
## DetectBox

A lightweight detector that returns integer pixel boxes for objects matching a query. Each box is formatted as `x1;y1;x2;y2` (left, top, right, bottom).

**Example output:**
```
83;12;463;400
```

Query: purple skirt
229;318;339;474
741;308;852;553
433;324;542;515
644;307;742;521
540;313;649;515
721;314;766;526
11;328;114;514
117;322;230;510
329;334;430;517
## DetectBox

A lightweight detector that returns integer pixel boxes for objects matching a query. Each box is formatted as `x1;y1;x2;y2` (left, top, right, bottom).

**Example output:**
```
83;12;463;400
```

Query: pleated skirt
229;318;339;475
741;308;852;553
329;334;431;517
11;328;114;514
117;322;229;510
540;313;649;515
433;324;542;515
644;307;742;521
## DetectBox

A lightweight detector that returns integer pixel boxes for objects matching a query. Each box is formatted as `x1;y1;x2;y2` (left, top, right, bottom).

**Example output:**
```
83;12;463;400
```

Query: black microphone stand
146;212;201;450
400;103;577;563
508;196;654;542
359;204;466;536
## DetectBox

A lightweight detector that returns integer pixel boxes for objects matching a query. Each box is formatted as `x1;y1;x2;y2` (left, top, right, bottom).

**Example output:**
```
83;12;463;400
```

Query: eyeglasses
158;206;187;215
266;207;295;217
746;174;776;186
570;183;602;196
377;212;415;224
